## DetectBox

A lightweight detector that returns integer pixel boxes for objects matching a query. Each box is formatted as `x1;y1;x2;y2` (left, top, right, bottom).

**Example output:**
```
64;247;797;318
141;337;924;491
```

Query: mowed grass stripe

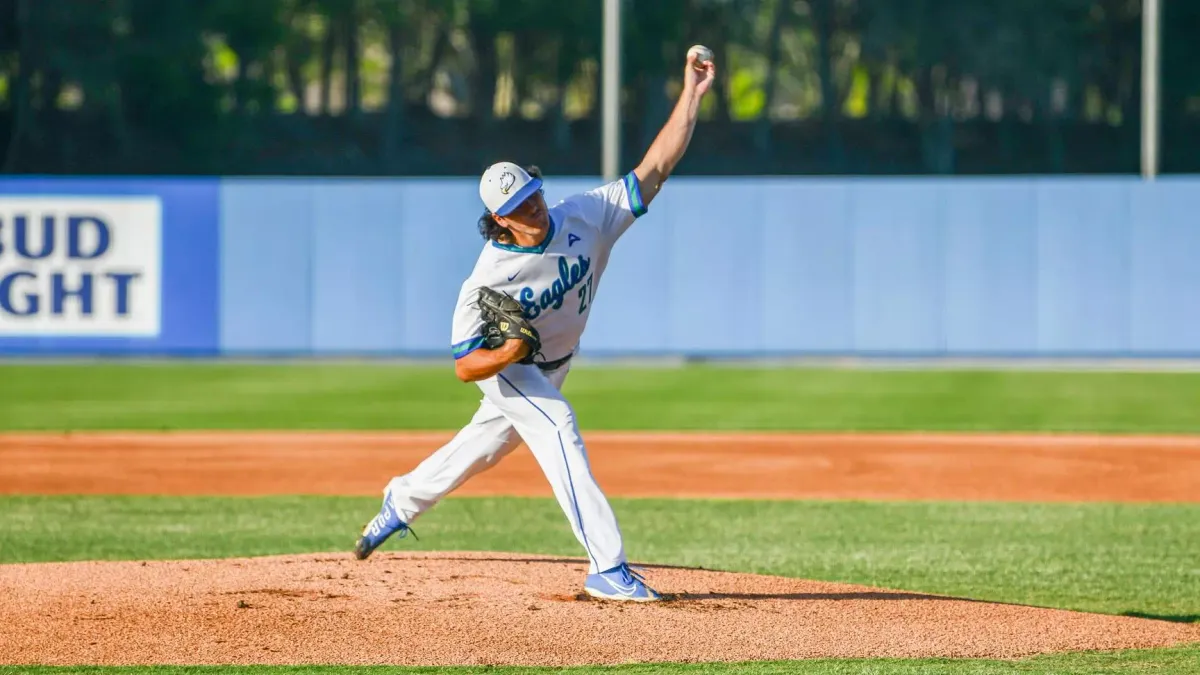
3;363;1200;432
2;496;1197;622
2;645;1200;674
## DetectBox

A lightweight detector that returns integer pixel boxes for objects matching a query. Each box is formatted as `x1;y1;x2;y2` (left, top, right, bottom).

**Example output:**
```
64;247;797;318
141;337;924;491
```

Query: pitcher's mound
2;551;1196;666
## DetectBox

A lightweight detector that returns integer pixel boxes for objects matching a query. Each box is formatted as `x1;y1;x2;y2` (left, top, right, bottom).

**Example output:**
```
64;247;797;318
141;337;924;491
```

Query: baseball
687;44;713;69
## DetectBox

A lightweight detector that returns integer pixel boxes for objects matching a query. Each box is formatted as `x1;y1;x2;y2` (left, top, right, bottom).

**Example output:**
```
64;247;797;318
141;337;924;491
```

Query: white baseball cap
479;161;543;216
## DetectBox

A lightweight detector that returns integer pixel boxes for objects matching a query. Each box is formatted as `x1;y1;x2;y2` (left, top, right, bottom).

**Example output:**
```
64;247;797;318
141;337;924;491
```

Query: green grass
4;644;1200;673
5;363;1199;672
3;496;1197;621
3;363;1200;432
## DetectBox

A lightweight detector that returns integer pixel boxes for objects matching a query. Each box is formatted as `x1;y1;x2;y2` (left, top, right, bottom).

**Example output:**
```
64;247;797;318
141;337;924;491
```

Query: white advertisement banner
0;197;162;337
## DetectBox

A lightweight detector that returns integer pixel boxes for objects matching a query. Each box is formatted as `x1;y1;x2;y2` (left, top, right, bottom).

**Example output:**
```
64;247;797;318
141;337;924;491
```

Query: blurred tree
0;0;1195;175
1159;0;1199;172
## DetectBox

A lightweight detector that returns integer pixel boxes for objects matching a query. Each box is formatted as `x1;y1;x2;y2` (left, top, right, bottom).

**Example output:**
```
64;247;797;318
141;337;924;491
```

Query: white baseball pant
383;362;626;574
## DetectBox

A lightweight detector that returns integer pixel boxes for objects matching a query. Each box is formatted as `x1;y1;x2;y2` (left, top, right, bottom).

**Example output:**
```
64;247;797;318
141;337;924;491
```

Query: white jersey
450;171;647;363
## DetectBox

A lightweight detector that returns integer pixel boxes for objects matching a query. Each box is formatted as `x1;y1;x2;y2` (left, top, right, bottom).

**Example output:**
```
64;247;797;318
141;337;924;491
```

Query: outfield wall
2;176;1199;357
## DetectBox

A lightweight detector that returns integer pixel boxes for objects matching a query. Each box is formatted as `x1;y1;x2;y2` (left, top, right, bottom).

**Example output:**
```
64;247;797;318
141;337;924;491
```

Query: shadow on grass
384;553;1199;615
411;555;1001;604
405;554;703;571
666;590;974;602
1122;611;1200;623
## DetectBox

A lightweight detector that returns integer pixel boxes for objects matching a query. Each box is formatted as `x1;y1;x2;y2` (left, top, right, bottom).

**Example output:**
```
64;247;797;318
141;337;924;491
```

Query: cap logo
499;171;516;195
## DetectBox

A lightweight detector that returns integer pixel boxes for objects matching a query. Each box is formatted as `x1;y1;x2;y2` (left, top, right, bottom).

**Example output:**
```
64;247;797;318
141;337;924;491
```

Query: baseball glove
475;286;542;365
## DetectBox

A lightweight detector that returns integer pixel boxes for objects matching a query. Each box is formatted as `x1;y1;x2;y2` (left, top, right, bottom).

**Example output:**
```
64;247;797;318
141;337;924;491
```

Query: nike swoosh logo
507;272;519;281
606;579;640;595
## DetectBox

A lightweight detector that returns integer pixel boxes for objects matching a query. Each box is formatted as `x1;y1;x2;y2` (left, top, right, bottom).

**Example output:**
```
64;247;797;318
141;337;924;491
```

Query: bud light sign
0;197;162;336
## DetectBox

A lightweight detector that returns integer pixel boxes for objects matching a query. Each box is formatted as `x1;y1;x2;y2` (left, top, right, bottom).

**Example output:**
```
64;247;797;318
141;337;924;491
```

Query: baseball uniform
382;163;647;575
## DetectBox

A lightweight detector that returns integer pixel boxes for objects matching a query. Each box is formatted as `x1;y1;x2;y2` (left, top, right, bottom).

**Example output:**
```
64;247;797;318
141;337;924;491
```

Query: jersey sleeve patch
452;335;486;359
623;171;648;218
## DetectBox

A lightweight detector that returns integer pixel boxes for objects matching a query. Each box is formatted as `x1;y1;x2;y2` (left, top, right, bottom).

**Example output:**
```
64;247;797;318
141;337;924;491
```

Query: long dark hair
478;165;543;243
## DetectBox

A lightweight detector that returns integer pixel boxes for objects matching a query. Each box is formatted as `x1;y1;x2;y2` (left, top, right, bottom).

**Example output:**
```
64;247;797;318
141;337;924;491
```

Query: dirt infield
3;552;1198;667
2;430;1199;501
3;430;1199;666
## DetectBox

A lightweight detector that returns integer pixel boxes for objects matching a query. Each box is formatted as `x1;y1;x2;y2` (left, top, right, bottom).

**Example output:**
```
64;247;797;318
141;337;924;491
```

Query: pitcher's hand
684;51;715;99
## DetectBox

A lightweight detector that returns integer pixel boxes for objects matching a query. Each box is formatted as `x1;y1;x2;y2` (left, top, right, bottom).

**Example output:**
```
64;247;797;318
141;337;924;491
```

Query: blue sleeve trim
452;336;486;359
622;171;648;218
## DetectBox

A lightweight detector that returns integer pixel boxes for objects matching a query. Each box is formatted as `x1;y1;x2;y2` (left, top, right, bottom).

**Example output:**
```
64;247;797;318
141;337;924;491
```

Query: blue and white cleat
353;492;414;560
584;562;662;602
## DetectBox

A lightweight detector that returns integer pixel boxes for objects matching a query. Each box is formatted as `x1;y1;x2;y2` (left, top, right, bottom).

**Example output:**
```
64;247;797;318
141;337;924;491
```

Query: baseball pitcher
354;47;716;602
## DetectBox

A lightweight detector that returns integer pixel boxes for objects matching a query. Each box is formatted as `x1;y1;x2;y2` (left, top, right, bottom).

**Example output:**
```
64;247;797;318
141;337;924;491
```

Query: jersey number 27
577;273;595;314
